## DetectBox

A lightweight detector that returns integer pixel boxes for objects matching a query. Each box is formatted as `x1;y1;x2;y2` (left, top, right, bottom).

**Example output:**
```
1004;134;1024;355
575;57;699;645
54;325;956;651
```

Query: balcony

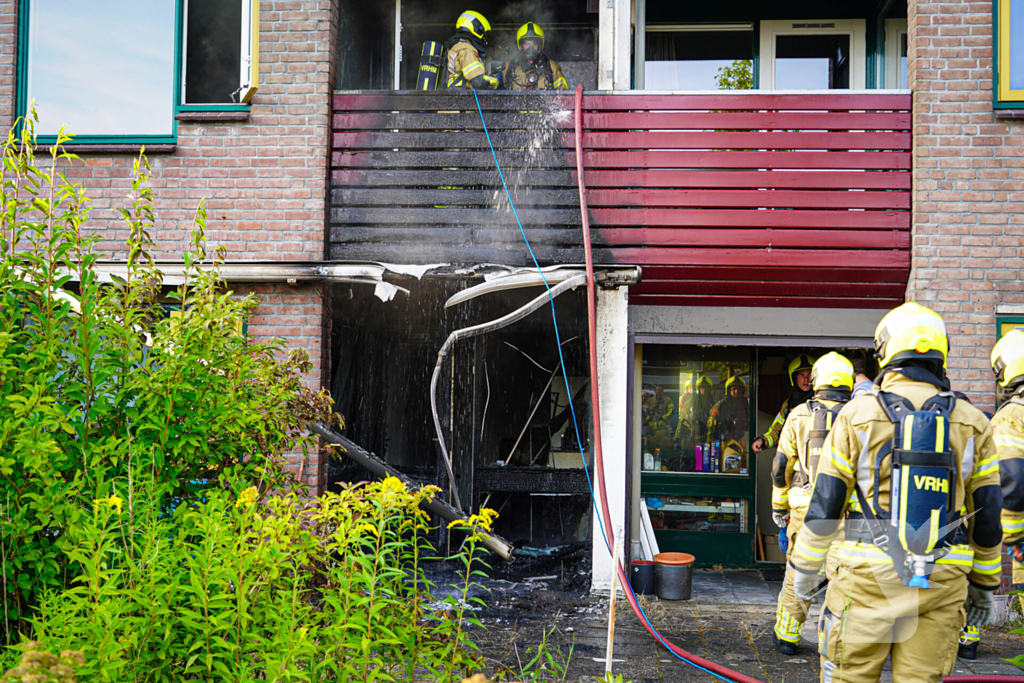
330;90;911;308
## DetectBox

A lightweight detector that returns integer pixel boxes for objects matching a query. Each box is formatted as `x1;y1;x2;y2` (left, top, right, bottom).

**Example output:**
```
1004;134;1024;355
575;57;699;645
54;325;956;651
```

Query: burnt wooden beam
310;423;515;561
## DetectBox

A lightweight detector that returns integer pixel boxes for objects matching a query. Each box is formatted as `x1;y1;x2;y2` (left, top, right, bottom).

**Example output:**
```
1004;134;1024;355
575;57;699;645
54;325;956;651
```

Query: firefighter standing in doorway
445;11;501;89
503;23;568;91
753;354;817;454
771;352;854;655
790;302;1002;683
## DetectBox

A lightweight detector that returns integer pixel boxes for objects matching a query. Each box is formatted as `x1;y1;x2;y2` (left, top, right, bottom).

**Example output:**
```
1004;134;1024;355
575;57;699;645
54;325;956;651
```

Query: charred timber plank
637;265;910;283
585;188;909;211
588;208;909;230
627;293;903;309
331;150;572;169
580;111;912;131
331;188;581;207
598;247;910;269
631;279;909;298
310;424;515;560
332;92;573;112
578;93;912;111
475;466;591;494
594;227;910;250
580;169;911;191
580;150;911;170
331;169;578;187
333;111;576;130
330;206;582;225
328;243;583;264
329;226;584;246
332;130;563;150
578;131;911;150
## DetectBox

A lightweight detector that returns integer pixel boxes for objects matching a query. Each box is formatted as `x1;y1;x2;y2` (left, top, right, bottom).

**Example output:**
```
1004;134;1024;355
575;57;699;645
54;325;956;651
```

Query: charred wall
327;277;593;548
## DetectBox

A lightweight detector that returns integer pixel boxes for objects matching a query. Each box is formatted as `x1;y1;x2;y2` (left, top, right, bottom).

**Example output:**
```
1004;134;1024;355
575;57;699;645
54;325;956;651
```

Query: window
885;18;908;89
759;20;866;90
23;0;177;139
996;0;1024;105
644;24;754;90
181;0;259;105
19;0;260;144
640;346;752;475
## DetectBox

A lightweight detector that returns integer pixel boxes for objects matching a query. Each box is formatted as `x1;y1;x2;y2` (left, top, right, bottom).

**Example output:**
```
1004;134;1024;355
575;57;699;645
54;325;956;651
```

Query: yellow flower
356;522;379;536
382;476;405;493
107;495;123;515
92;495;123;515
235;486;259;510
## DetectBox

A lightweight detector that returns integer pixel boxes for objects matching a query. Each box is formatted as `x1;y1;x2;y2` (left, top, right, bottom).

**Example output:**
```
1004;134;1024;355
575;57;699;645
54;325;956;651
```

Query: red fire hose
571;83;1022;683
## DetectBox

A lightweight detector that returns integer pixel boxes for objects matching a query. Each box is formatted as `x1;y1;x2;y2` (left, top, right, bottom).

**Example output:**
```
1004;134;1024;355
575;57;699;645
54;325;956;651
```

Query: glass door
638;345;757;567
758;20;867;89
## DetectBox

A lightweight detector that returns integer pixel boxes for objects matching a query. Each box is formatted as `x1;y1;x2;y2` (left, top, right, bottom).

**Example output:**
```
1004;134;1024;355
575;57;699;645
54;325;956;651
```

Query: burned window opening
328;278;593;551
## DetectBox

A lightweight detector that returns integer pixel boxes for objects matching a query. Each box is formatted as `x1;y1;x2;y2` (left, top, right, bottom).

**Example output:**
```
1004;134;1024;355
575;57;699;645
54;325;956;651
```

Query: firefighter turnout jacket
793;373;1002;588
760;398;793;450
995;395;1024;582
772;392;848;527
503;54;567;90
446;40;499;89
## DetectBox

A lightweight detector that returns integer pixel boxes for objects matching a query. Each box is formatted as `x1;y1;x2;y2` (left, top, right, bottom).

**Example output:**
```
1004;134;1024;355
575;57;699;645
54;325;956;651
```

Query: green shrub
0;113;332;644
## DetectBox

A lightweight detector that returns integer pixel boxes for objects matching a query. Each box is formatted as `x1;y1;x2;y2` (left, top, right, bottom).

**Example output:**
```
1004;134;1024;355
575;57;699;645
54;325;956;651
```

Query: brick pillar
244;283;329;493
908;0;1024;411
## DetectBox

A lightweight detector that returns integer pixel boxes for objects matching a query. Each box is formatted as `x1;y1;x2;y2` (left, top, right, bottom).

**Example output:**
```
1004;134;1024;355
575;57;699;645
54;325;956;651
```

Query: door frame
758;19;867;89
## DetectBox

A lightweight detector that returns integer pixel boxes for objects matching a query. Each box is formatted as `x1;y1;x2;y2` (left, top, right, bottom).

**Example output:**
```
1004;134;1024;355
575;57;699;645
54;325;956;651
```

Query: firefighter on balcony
753;354;816;454
503;23;568;91
789;303;1002;683
771;352;854;656
445;11;501;89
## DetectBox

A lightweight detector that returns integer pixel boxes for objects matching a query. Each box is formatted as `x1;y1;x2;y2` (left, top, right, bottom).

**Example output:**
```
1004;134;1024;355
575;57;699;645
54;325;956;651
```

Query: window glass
641;346;751;474
184;0;242;103
645;29;753;90
646;496;748;533
775;34;850;89
26;0;175;136
1012;0;1024;89
899;33;908;89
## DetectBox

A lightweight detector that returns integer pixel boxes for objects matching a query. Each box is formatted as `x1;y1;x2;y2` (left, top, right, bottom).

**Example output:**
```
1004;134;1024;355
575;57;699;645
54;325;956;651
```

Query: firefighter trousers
775;517;841;645
775;520;811;644
818;556;967;683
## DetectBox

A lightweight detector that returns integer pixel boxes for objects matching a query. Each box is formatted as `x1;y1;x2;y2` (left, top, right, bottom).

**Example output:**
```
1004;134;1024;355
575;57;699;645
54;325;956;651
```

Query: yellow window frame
998;0;1024;102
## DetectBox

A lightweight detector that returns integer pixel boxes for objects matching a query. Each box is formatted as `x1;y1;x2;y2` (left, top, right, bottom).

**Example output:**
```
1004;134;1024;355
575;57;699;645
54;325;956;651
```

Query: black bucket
654;552;694;601
630;560;655;595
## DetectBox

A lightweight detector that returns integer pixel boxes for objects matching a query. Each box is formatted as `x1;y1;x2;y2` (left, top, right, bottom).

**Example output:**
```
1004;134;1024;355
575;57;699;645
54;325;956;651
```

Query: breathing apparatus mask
521;37;542;61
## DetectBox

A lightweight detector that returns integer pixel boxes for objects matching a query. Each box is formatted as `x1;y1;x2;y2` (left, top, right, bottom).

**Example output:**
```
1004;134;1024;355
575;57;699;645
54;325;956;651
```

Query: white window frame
885;18;908;90
758;19;867;90
180;0;260;106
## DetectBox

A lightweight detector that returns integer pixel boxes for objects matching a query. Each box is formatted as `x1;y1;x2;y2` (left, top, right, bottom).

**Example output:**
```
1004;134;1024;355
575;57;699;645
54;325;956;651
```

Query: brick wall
908;0;1024;409
238;282;331;492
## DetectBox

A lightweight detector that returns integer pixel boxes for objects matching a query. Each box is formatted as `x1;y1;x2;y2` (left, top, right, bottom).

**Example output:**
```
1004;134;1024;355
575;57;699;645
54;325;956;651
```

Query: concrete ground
471;569;1024;682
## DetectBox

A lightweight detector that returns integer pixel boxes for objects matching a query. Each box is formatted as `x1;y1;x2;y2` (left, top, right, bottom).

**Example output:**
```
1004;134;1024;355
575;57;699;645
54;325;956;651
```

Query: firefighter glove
965;585;995;627
793;569;820;602
772;511;788;529
1012;542;1024;564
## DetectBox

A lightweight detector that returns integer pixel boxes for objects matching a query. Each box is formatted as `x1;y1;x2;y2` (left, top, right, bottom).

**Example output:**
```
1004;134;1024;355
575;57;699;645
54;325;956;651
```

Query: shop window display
641;347;752;475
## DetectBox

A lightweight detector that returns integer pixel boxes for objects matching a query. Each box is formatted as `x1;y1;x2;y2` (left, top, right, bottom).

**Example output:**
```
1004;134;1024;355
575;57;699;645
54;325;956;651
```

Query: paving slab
471;569;1024;682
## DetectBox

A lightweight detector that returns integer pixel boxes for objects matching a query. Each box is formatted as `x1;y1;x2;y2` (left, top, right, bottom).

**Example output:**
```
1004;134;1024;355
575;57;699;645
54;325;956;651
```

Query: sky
645;61;736;90
28;0;176;137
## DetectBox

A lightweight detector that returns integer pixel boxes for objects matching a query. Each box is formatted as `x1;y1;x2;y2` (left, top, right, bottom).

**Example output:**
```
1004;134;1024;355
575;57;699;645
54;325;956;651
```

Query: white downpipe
393;0;402;89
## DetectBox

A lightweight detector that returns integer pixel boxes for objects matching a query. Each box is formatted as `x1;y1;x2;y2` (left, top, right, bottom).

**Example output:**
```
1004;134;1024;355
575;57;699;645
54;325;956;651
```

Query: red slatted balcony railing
330;91;911;309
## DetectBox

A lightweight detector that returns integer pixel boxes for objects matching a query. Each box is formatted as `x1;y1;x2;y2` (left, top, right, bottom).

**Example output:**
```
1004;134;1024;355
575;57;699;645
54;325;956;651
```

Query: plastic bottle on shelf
654;448;662;471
